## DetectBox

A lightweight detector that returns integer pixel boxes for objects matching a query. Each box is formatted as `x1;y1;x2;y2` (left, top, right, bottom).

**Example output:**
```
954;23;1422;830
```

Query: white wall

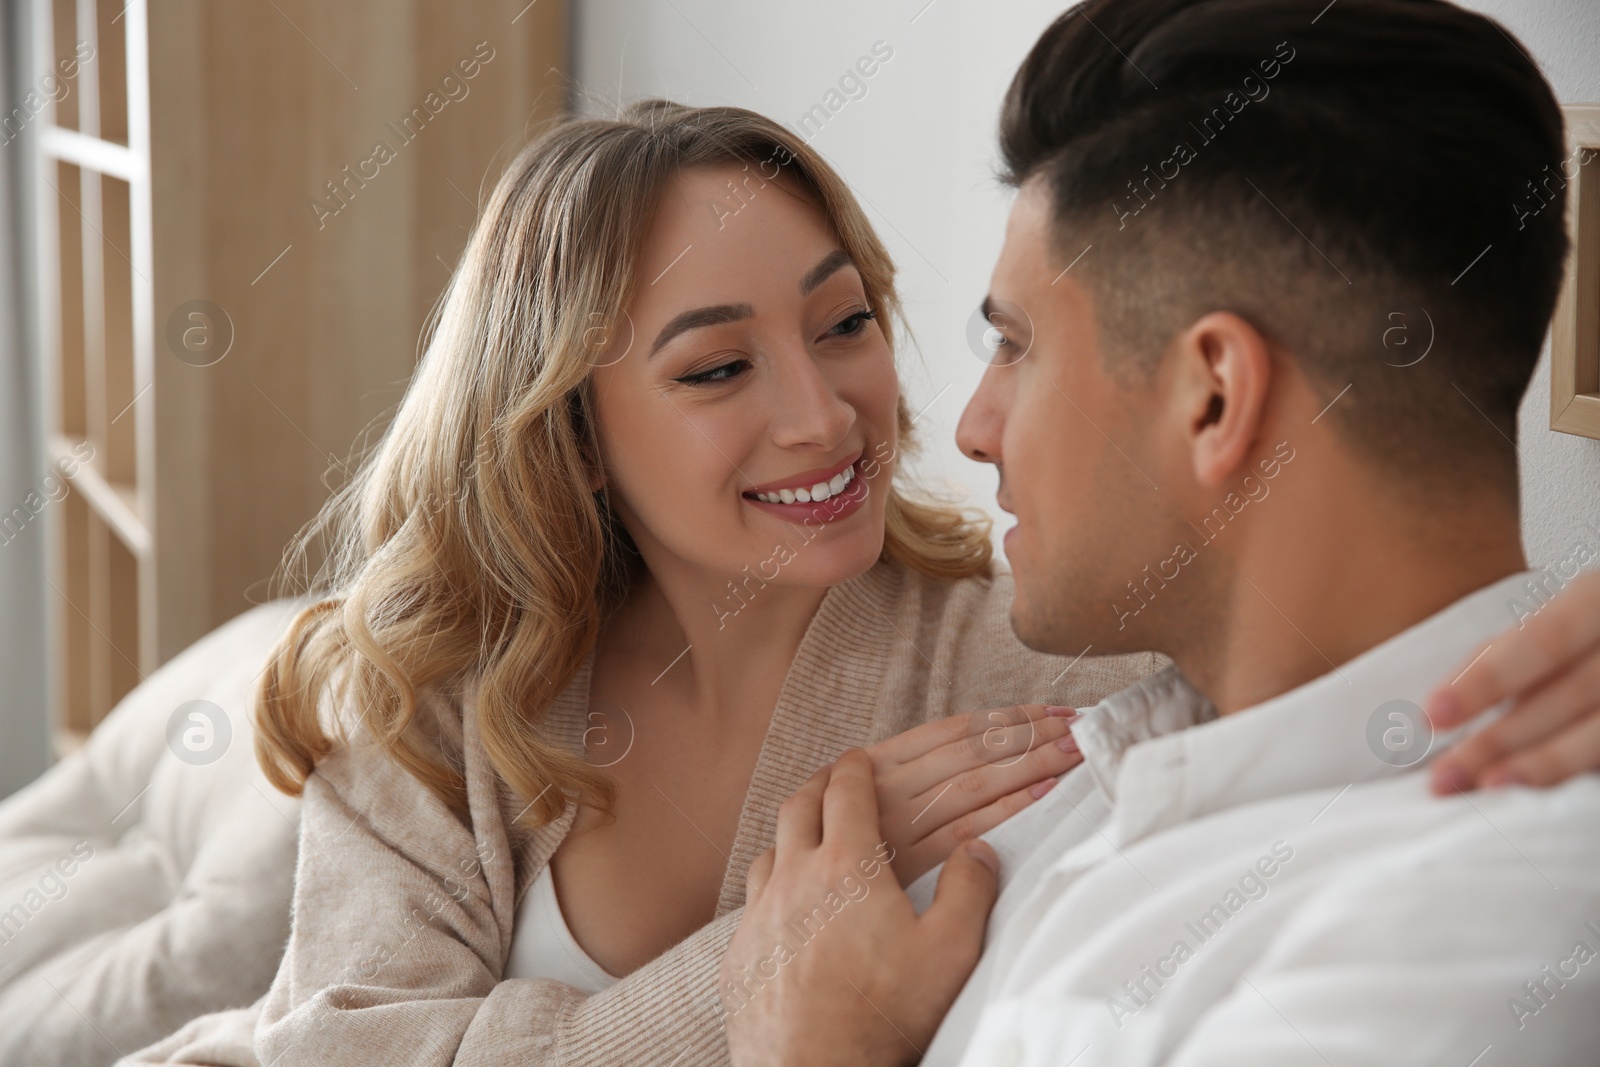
1462;0;1600;572
573;0;1600;571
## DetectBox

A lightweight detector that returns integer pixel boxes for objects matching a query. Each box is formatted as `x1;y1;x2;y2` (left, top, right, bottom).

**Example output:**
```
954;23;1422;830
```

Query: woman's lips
741;450;864;499
742;459;871;524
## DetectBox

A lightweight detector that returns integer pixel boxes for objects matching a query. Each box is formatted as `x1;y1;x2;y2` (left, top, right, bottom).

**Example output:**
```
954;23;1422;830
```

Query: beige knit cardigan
124;561;1159;1066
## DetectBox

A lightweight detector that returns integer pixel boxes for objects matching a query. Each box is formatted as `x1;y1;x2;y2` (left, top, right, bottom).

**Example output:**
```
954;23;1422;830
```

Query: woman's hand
1427;569;1600;793
864;704;1080;886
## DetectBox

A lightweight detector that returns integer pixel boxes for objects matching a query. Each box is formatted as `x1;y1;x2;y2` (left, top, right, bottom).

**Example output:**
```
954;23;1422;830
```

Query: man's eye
673;358;750;386
986;315;1012;349
827;307;878;338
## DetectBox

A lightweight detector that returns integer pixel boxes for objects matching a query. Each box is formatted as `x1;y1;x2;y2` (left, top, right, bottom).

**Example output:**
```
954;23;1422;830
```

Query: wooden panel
54;160;85;438
107;522;143;706
58;497;142;736
57;489;93;736
1552;103;1600;439
95;0;128;146
49;0;80;132
33;0;570;749
33;0;156;744
100;173;137;487
146;0;569;663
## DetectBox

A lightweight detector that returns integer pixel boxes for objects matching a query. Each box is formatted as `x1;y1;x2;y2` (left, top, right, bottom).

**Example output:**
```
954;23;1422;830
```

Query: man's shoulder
1212;772;1600;968
1324;771;1600;886
976;774;1600;1064
1173;769;1600;887
1339;769;1600;843
1243;775;1600;1053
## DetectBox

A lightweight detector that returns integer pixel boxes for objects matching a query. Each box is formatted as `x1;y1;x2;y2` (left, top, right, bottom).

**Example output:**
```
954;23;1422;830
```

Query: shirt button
990;1035;1025;1067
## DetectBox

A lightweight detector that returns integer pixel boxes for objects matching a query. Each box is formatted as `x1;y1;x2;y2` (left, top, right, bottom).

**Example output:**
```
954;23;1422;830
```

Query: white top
905;569;1600;1067
503;863;619;995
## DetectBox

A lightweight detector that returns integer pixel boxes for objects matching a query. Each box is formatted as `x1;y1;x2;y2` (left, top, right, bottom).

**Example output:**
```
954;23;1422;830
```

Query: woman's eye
827;307;878;338
673;358;750;386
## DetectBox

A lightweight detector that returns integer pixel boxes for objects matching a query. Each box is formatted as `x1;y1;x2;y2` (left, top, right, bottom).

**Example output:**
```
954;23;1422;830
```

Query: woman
133;100;1600;1067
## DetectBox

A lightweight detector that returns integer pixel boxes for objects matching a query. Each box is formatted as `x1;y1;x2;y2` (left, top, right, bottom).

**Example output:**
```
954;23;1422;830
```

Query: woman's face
590;163;900;608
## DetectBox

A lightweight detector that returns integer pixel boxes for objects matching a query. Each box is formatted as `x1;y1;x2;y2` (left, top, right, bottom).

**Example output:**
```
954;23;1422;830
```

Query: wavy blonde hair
256;99;993;830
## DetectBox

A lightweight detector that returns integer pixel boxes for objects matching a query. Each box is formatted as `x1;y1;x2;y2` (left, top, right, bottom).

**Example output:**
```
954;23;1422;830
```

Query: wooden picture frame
1551;103;1600;439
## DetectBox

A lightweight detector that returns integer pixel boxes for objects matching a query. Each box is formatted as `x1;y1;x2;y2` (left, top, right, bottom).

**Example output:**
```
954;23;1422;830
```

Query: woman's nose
769;345;855;450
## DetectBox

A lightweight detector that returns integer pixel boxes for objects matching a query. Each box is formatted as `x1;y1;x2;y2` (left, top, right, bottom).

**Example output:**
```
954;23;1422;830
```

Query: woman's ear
1174;310;1273;489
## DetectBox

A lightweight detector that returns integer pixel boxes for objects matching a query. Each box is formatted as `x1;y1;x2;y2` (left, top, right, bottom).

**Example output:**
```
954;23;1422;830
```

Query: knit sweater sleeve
121;725;737;1067
245;732;734;1067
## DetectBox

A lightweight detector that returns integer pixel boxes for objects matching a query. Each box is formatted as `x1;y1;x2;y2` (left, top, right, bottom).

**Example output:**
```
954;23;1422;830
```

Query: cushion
0;597;311;1066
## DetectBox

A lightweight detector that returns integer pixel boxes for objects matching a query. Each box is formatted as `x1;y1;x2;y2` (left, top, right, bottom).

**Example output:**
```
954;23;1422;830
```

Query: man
720;0;1600;1063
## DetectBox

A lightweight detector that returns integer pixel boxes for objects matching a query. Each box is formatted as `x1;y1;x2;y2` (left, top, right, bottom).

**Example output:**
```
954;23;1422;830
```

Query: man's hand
722;749;1000;1067
1428;568;1600;792
867;704;1079;885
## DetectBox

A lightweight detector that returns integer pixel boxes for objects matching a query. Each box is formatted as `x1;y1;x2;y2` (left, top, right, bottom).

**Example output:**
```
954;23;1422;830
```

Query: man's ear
1172;311;1272;488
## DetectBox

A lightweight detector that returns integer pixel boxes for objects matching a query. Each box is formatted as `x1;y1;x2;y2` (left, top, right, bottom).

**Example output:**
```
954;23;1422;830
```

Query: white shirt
502;864;619;994
907;569;1600;1066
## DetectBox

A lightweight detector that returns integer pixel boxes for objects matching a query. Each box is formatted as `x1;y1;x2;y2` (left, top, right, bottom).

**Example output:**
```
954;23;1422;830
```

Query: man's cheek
1005;396;1062;510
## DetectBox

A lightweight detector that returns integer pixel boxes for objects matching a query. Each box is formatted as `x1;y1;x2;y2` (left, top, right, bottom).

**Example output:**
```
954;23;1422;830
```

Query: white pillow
0;597;311;1066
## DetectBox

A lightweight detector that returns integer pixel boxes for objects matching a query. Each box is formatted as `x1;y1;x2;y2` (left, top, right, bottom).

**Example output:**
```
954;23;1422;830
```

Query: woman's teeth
753;463;856;505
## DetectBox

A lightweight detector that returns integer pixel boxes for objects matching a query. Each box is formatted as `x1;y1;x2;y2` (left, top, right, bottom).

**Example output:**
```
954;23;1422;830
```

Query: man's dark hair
1001;0;1570;497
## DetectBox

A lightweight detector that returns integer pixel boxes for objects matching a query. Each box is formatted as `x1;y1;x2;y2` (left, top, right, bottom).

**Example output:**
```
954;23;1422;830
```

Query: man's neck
1171;488;1528;717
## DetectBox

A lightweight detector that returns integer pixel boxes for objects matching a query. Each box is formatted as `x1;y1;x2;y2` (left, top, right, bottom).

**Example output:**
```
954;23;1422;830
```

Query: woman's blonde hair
256;99;993;829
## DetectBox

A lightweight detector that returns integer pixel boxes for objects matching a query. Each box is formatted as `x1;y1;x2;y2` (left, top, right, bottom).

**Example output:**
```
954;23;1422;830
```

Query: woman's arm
236;738;738;1067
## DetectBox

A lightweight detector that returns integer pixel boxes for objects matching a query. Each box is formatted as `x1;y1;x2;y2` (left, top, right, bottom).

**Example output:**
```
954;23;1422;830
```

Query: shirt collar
1071;569;1536;844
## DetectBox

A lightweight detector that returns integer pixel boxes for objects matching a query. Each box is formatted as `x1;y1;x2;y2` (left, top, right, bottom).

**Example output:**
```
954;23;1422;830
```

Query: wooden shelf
37;126;141;182
1552;103;1600;440
34;0;152;736
48;433;149;557
29;0;569;748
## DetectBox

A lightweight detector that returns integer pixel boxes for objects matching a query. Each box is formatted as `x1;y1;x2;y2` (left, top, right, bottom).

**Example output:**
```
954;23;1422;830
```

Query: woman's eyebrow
648;303;754;359
800;249;853;295
646;251;855;359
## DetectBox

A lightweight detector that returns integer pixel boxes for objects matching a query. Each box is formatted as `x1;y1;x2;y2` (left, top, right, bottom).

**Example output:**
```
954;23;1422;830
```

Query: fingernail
1057;734;1079;754
1431;761;1473;795
1482;768;1527;789
1045;706;1077;717
1029;776;1058;799
965;840;999;873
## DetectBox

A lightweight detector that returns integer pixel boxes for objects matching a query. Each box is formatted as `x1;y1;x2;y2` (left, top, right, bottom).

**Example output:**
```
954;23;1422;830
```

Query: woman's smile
741;452;871;523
